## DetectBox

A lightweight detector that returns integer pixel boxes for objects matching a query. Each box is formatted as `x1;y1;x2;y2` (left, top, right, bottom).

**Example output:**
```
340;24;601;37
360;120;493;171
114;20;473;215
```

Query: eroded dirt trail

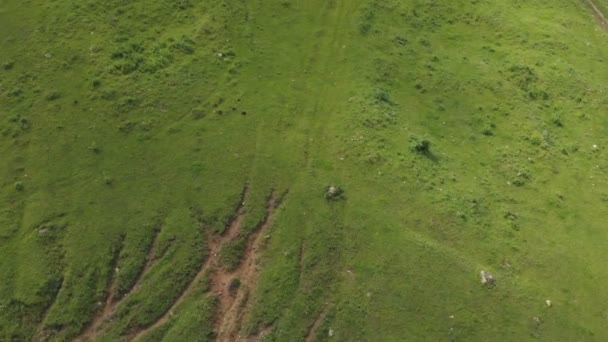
213;193;276;341
130;188;277;341
305;309;328;342
76;229;161;341
76;266;119;341
583;0;608;30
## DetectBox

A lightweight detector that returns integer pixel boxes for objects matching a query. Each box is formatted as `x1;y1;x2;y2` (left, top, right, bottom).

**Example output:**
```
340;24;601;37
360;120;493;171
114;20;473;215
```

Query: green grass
1;0;608;340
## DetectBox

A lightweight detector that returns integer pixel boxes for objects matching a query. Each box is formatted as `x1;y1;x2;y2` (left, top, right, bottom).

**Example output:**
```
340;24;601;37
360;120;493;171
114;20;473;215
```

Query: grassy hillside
1;0;607;340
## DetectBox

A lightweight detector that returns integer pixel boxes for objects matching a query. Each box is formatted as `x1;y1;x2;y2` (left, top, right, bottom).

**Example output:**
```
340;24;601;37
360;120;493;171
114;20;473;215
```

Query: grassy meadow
1;0;607;340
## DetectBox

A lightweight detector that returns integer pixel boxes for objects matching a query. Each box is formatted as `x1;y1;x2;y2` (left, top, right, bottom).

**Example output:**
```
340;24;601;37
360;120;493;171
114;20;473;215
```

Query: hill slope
1;0;607;340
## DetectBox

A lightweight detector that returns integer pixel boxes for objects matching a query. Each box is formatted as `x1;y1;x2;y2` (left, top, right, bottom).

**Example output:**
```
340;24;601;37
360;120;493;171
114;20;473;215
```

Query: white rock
480;270;495;285
546;299;552;307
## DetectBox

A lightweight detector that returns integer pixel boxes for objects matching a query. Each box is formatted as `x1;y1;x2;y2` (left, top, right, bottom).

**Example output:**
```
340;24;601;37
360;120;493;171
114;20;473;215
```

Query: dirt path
130;189;277;341
75;270;119;341
213;192;276;341
75;235;127;341
117;228;162;301
128;232;220;340
583;0;608;30
304;309;329;342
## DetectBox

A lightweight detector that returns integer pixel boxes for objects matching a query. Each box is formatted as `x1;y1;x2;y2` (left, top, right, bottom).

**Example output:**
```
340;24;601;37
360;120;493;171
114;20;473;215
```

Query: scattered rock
325;185;344;201
328;328;334;337
480;270;495;285
533;316;541;325
545;299;552;307
38;228;49;235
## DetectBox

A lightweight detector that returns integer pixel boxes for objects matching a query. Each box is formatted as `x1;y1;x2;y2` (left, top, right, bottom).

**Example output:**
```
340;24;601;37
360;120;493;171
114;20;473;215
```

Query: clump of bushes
374;90;392;105
552;116;563;127
410;136;431;155
15;181;24;191
228;278;241;296
359;10;375;34
45;91;61;101
220;239;247;271
528;131;544;146
191;107;206;119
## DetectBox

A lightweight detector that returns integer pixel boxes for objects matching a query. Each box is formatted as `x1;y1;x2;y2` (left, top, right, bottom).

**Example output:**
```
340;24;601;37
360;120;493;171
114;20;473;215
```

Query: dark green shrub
191;108;206;119
411;137;431;154
374;90;391;104
552;117;563;127
228;278;241;296
220;238;246;271
45;91;61;101
15;182;24;191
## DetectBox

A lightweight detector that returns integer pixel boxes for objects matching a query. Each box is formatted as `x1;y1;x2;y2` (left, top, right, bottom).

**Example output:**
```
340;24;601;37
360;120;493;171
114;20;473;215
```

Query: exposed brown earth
213;192;276;341
130;188;278;341
305;309;329;342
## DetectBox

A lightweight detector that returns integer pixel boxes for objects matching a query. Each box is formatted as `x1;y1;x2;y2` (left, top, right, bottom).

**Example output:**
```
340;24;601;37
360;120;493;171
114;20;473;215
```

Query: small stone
545;299;552;307
325;185;344;200
533;316;541;325
328;328;334;337
217;52;223;57
480;270;495;285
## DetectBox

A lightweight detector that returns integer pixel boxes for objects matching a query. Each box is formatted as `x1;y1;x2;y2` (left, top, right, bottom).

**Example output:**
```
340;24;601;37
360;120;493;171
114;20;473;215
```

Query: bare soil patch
213;192;276;341
130;188;278;341
305;309;329;342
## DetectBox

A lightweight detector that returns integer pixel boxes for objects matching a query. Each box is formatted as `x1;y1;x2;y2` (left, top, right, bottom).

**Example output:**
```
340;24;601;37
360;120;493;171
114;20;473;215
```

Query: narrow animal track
128;231;219;341
76;228;161;341
305;309;329;342
213;192;276;341
583;0;608;30
76;236;126;341
226;186;249;239
131;187;278;341
118;227;162;300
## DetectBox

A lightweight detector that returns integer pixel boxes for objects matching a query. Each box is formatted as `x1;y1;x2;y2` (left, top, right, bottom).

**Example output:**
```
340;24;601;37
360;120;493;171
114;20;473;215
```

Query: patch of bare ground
583;0;608;30
305;309;329;342
75;235;126;341
130;186;277;342
117;226;163;301
224;186;249;240
75;229;161;341
242;324;274;342
213;191;276;341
